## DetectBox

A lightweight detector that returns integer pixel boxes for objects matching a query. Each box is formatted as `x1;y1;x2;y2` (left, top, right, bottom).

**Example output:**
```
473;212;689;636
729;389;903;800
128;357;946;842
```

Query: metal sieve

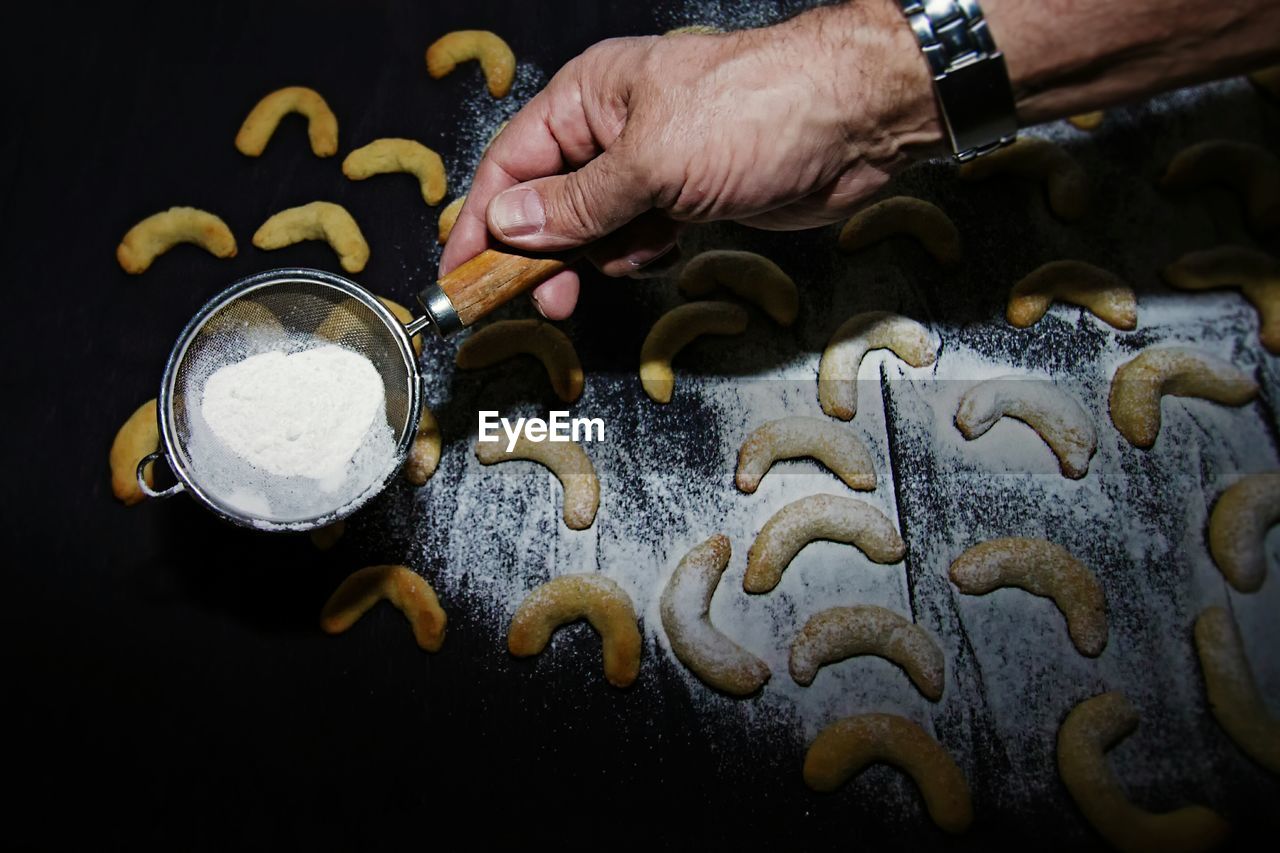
138;249;566;532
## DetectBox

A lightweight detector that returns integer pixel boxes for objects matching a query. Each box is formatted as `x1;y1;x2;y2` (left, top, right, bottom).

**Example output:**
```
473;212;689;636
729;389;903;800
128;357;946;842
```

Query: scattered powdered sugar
329;13;1280;837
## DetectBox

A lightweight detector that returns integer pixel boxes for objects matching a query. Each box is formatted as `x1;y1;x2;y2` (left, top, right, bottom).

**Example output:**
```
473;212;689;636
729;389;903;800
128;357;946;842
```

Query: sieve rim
154;267;424;532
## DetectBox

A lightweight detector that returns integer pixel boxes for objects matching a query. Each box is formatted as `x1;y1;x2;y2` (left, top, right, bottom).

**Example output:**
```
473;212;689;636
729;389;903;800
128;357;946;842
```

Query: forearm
983;0;1280;123
817;0;1280;162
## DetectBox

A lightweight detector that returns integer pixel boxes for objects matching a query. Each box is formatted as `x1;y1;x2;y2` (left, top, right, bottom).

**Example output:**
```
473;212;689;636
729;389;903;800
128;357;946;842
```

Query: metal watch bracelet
897;0;1018;162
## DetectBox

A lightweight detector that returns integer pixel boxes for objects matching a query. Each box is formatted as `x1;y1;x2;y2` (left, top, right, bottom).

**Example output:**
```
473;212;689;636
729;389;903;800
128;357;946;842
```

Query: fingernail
530;290;547;317
625;241;676;270
490;188;545;238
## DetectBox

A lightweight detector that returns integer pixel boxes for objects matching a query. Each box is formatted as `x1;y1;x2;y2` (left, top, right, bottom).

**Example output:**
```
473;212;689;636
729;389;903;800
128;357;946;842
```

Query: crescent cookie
405;406;441;486
818;311;938;421
745;495;906;594
437;196;465;245
456;319;584;403
1068;111;1105;131
1007;260;1137;331
735;417;876;494
1057;692;1230;853
955;376;1097;479
640;301;748;403
1252;66;1280;99
109;400;158;506
1108;347;1258;449
677;250;799;326
426;30;516;98
474;434;599;530
320;565;446;652
660;535;771;696
508;573;641;687
837;197;962;268
235;86;338;157
1194;606;1280;773
309;521;345;551
342;138;447;206
1160;139;1280;233
789;605;944;700
1207;472;1280;592
116;207;237;274
252;201;370;274
312;295;422;359
804;714;973;834
958;136;1089;221
1163;246;1280;353
949;537;1107;657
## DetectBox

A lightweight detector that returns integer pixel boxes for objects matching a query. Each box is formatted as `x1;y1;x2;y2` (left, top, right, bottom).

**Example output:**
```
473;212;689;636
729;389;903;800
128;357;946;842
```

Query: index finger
439;77;596;276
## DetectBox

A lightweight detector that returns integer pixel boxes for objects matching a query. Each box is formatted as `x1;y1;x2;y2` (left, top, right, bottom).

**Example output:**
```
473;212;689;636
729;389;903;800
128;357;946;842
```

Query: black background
1;1;835;848
4;1;1276;850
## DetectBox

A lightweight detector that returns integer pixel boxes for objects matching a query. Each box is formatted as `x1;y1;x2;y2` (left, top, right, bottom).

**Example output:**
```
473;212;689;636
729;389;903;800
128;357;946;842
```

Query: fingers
530;272;581;320
529;211;679;319
585;210;682;277
486;141;656;252
439;88;567;276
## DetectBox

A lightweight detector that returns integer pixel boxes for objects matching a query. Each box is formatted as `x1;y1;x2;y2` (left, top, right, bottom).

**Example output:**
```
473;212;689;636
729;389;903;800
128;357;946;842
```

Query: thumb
486;147;653;251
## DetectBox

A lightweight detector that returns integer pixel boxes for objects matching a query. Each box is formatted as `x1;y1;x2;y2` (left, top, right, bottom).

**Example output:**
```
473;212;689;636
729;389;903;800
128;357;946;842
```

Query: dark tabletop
5;1;1279;850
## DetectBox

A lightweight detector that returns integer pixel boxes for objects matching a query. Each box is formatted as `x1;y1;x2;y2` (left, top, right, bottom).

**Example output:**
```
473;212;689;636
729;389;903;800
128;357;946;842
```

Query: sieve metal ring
152;267;424;532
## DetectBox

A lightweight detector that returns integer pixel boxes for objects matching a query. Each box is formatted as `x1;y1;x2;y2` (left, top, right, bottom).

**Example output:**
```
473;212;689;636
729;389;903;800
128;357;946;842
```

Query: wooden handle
437;248;569;327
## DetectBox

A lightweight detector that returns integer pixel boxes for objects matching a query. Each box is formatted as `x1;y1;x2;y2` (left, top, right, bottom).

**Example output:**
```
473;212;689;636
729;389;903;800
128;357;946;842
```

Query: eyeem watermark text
478;411;606;451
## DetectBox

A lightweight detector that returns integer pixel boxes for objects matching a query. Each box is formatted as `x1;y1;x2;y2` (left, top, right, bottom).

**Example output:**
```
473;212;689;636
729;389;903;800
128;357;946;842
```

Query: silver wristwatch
897;0;1018;162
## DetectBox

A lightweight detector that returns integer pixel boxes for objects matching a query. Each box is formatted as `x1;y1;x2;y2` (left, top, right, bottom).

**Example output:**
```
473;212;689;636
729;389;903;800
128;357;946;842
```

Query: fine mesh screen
167;279;417;529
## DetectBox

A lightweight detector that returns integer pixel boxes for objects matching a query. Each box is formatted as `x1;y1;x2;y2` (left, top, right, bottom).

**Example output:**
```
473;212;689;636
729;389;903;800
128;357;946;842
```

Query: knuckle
557;174;607;238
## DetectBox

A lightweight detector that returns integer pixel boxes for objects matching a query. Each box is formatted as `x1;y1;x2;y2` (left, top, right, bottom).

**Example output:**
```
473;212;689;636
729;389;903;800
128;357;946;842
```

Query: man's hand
438;0;940;319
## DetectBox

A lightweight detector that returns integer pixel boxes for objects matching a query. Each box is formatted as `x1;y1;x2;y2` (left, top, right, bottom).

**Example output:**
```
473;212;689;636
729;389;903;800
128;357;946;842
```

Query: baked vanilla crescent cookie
456;319;584;403
342;138;447;206
1007;260;1137;330
735;417;876;494
1207;472;1280;592
252;201;370;274
235;86;338;157
1163;246;1280;353
426;30;516;98
508;574;641;687
837;196;962;268
1068;111;1106;131
958;136;1090;221
313;295;422;358
1160;139;1280;233
955;376;1098;479
660;535;771;696
640;301;748;403
745;495;906;594
804;714;972;834
109;400;159;505
949;537;1107;657
1194;606;1280;773
677;250;799;326
405;407;441;486
320;565;447;652
789;605;944;700
475;434;599;530
117;207;237;274
437;196;465;244
818;311;938;420
1057;692;1230;853
1108;346;1258;449
309;521;345;551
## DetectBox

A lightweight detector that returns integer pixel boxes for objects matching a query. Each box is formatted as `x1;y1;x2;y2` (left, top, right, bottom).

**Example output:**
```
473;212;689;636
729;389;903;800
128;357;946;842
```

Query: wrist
813;0;947;166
